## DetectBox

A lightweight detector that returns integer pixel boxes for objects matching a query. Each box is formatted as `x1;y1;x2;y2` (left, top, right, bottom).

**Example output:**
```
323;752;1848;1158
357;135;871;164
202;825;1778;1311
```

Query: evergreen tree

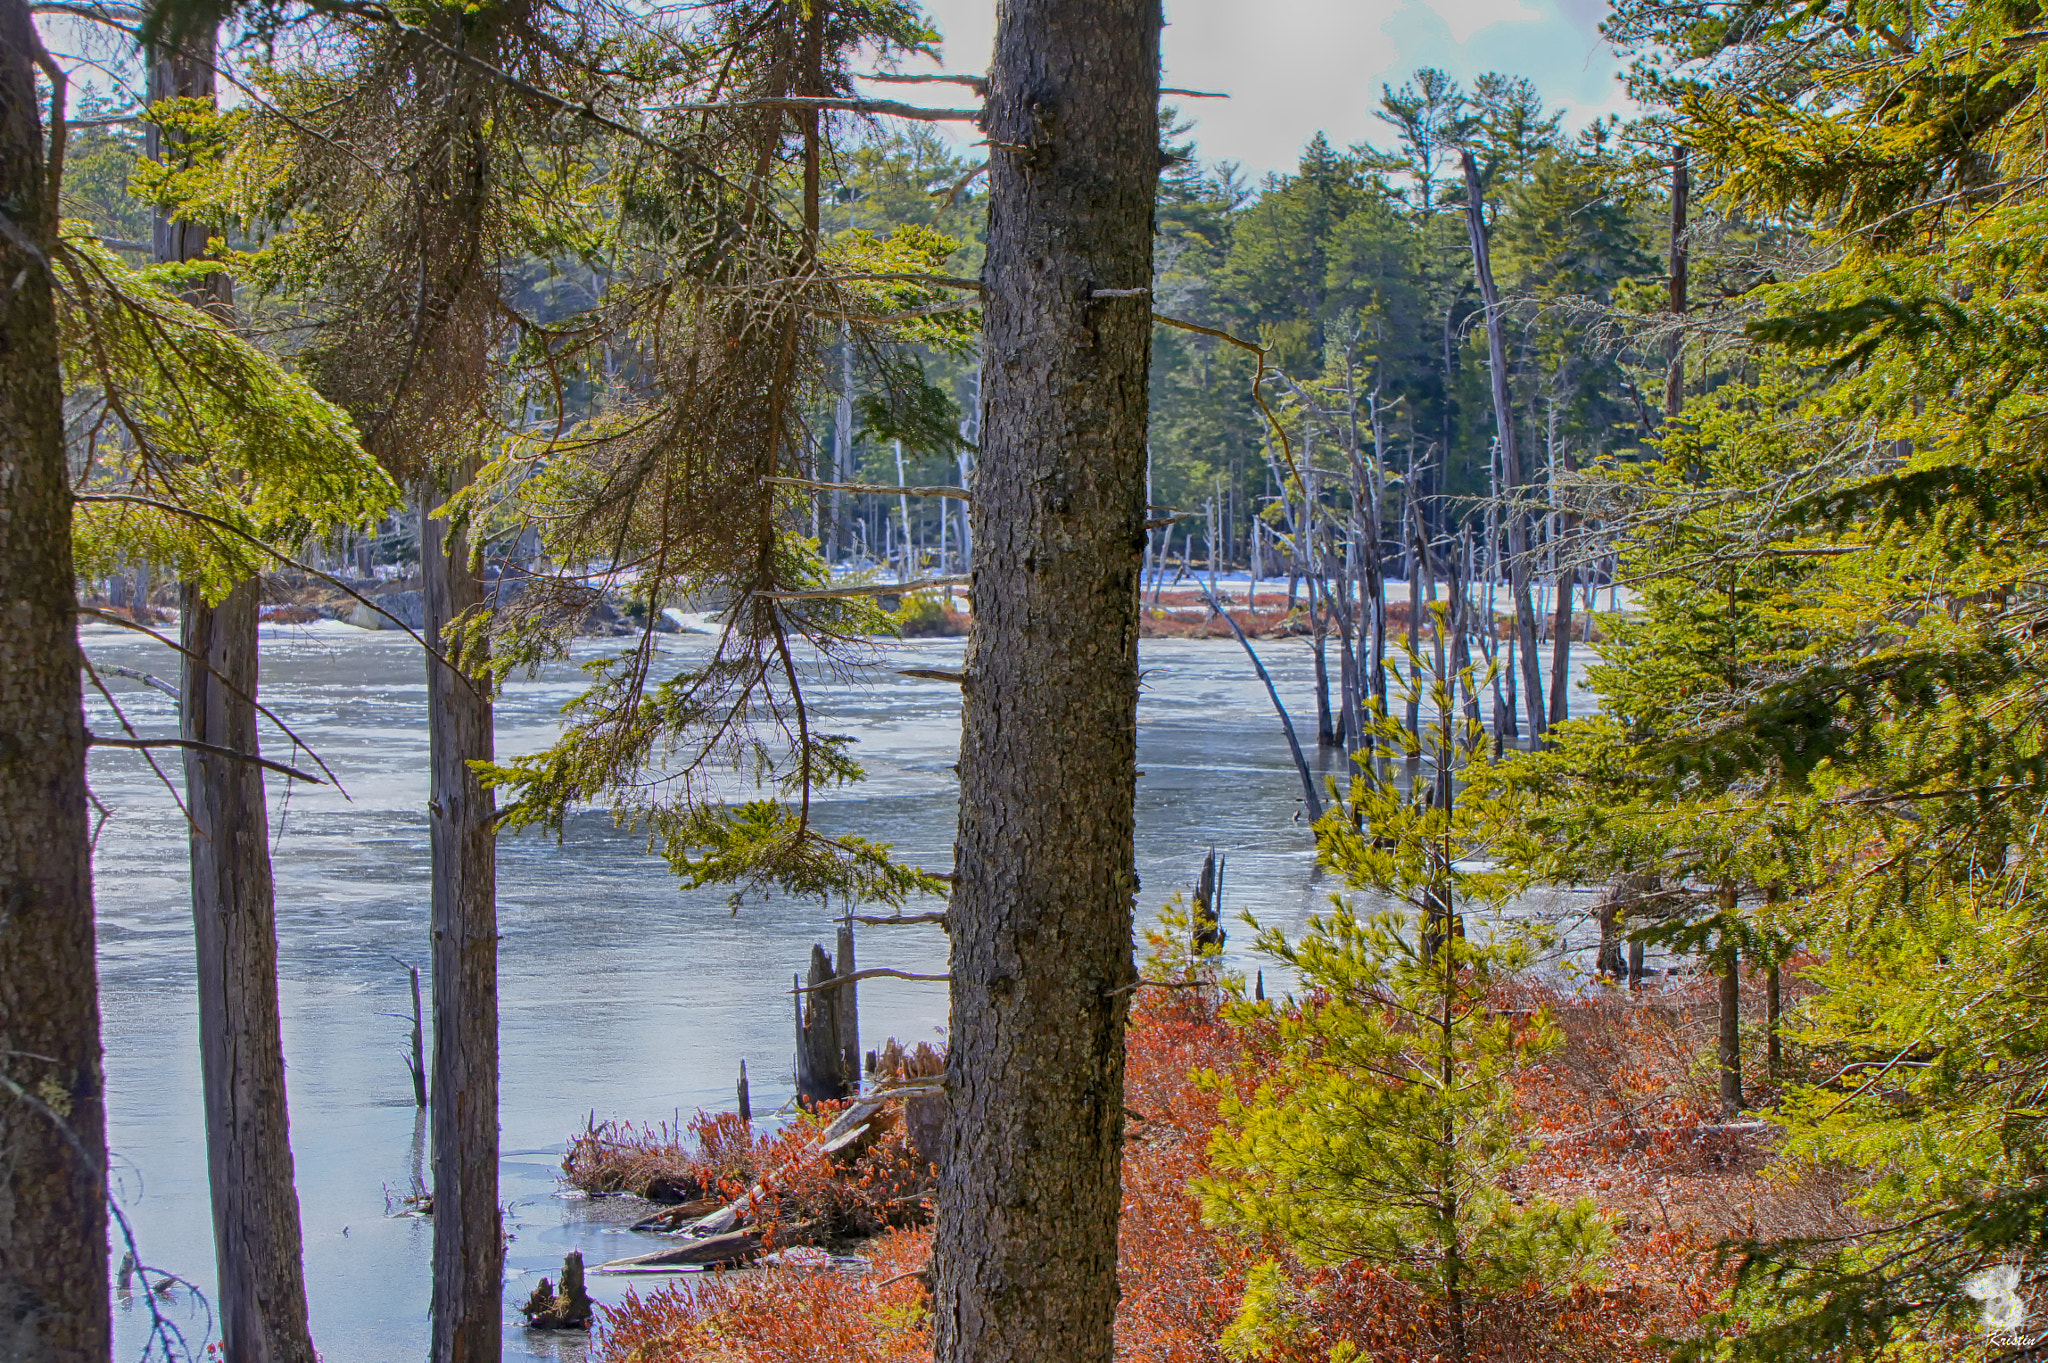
1204;647;1609;1363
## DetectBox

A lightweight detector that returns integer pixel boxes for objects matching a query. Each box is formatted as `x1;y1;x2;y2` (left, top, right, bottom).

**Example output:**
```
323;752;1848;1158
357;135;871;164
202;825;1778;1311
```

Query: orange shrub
597;980;1755;1363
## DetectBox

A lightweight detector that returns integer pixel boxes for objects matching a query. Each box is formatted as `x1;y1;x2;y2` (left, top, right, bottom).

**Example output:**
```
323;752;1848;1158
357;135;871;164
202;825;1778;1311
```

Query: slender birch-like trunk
1461;150;1546;742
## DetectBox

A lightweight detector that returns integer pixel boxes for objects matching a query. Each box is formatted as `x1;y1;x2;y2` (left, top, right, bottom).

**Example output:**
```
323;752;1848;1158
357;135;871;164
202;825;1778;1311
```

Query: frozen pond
82;619;1601;1359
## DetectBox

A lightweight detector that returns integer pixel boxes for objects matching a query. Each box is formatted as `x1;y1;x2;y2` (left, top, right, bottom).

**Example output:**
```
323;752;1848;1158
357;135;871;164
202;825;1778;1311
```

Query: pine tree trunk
423;468;501;1363
153;34;320;1361
182;581;318;1363
934;0;1159;1357
1718;941;1743;1116
0;5;111;1349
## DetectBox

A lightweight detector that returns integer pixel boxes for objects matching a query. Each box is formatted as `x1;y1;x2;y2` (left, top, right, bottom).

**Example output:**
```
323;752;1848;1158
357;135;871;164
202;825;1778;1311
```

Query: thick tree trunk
1460;151;1545;743
154;33;320;1362
0;5;111;1352
181;581;318;1363
934;1;1159;1358
423;469;501;1363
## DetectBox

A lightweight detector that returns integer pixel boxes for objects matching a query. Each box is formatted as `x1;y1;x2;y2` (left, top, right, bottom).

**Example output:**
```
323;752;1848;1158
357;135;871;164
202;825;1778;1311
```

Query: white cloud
866;0;1630;179
1426;0;1542;45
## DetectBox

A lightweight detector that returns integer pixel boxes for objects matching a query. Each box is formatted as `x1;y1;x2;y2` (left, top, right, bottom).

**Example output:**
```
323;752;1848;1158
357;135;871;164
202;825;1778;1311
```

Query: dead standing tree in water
143;23;320;1359
1462;148;1546;744
794;944;849;1105
208;8;568;1352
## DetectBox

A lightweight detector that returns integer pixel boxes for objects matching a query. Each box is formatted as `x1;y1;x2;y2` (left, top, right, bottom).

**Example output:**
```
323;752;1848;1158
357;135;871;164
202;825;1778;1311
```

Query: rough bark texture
795;943;847;1106
155;33;319;1363
423;469;501;1363
1717;937;1743;1116
835;920;860;1085
181;581;318;1363
0;2;111;1351
1546;449;1575;729
1460;150;1545;744
934;3;1159;1360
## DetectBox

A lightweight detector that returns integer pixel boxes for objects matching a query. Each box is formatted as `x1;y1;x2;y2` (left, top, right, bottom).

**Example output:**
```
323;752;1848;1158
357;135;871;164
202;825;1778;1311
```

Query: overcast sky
860;0;1630;180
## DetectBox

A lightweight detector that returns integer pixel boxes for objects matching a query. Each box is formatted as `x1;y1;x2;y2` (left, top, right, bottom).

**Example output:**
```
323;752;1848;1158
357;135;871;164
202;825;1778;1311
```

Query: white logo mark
1964;1264;2028;1336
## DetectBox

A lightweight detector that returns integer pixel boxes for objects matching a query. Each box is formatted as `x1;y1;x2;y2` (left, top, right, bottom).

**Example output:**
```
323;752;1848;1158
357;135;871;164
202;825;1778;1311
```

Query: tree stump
795;943;847;1105
517;1251;592;1330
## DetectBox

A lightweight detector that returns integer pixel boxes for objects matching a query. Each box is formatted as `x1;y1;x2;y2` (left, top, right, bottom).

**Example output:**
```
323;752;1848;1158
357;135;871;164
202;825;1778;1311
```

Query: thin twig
791;967;949;993
77;610;348;793
761;574;969;600
769;476;970;501
86;734;325;784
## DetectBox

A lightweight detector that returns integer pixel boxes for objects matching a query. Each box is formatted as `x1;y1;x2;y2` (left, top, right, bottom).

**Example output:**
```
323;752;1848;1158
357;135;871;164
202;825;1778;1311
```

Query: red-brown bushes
597;1227;934;1363
566;1105;933;1240
564;1109;758;1202
595;980;1789;1362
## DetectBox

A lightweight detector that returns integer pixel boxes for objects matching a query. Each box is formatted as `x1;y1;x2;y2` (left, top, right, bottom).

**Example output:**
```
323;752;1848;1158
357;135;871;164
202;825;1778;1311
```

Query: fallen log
598;1229;762;1271
629;1084;944;1236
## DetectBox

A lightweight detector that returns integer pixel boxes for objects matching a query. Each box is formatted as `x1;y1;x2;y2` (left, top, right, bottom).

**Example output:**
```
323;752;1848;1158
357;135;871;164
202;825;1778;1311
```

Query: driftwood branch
792;967;949;993
1111;977;1222;996
92;663;178;700
898;668;965;685
761;575;969;600
861;70;987;94
852;912;949;927
769;476;970;502
86;733;324;785
661;96;982;122
608;1082;942;1254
